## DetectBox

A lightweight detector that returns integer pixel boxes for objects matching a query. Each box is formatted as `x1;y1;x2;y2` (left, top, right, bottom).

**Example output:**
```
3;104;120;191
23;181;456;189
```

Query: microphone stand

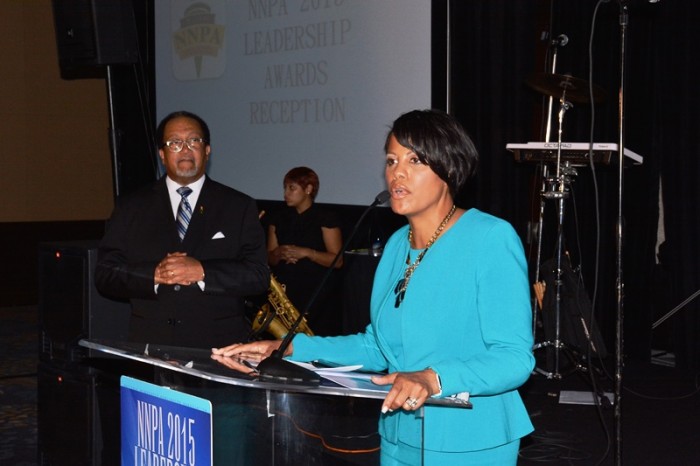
256;190;391;385
614;3;629;465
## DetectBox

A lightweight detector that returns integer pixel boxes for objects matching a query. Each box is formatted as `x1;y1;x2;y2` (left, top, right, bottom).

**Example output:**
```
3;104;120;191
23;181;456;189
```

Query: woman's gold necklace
394;204;456;308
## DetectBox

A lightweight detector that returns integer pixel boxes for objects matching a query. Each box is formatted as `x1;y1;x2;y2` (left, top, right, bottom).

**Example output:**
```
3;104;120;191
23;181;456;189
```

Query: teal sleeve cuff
428;367;443;397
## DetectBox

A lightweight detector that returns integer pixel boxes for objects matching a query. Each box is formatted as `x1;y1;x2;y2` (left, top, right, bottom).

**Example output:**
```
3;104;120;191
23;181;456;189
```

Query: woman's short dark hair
156;111;211;148
385;109;479;198
284;166;320;199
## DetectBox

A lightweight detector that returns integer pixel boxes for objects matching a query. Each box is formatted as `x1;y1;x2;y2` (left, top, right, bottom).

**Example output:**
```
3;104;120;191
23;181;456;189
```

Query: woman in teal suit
214;109;534;465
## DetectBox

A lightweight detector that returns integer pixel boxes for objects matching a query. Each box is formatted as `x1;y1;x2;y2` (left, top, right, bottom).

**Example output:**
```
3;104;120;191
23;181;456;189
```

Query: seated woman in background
266;167;343;335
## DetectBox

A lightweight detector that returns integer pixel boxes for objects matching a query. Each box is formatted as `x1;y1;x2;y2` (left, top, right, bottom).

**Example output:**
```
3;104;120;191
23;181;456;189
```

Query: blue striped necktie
176;186;193;240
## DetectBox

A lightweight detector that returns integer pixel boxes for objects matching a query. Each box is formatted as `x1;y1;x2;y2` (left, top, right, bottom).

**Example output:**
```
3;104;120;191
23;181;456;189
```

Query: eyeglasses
163;137;207;152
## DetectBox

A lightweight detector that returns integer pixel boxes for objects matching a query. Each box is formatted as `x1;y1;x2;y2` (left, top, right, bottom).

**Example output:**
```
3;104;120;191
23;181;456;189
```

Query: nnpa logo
171;1;226;80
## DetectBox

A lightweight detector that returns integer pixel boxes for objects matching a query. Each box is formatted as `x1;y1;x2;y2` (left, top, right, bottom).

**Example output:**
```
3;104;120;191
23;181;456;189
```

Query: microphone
551;34;569;47
255;190;391;385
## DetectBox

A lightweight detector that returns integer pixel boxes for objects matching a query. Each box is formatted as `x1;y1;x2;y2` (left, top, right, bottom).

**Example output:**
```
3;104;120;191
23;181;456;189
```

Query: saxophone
251;275;314;339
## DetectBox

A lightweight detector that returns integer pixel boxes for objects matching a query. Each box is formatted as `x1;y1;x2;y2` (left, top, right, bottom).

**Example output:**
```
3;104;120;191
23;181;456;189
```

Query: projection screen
155;0;435;205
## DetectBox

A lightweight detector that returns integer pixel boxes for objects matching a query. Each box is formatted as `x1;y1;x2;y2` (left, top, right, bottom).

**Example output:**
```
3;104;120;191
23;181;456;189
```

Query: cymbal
526;72;606;104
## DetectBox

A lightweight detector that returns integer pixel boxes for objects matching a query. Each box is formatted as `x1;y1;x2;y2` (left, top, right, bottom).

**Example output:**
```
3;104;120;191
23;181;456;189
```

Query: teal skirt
380;438;520;466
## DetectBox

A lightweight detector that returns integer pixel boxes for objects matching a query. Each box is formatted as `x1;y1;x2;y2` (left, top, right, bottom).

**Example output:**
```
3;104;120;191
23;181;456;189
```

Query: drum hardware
507;33;613;379
523;69;605;380
526;72;606;105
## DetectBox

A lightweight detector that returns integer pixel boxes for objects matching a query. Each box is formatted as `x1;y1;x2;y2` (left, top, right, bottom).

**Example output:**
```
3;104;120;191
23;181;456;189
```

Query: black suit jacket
95;177;270;348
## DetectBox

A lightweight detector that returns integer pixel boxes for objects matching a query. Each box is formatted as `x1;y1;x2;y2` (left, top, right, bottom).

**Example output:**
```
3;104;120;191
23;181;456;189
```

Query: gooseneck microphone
255;190;391;385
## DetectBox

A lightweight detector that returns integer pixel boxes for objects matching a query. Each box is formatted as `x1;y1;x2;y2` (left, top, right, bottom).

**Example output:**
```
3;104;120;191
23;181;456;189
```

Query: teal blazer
292;209;534;452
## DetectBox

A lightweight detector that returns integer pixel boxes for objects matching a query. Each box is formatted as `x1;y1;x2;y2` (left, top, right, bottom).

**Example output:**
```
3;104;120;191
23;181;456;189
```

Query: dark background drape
443;0;699;372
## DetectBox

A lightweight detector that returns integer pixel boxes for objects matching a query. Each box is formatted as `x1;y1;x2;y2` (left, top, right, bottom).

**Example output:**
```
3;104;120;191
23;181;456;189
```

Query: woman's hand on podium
211;339;291;362
209;354;258;375
371;369;441;414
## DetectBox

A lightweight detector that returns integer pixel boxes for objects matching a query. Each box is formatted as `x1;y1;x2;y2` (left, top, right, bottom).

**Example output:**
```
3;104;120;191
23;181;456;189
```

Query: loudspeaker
51;0;138;73
38;361;101;465
38;240;130;362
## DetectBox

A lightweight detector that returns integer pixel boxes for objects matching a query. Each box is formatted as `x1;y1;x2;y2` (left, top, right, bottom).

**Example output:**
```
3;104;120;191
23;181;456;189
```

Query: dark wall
3;0;157;307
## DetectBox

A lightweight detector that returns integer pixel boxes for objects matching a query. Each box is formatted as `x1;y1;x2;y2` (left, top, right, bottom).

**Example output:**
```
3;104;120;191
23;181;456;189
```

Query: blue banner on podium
120;376;212;466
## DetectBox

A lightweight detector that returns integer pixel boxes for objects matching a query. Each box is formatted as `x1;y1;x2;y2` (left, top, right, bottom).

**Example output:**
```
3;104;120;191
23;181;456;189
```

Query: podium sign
120;376;213;466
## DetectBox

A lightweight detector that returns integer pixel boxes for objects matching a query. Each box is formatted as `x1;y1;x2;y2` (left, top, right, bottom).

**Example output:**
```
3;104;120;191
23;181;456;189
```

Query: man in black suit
95;110;270;348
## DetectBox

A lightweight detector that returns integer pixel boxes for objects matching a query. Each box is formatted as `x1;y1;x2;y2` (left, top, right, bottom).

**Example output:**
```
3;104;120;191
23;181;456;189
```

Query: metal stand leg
534;179;570;379
531;164;548;337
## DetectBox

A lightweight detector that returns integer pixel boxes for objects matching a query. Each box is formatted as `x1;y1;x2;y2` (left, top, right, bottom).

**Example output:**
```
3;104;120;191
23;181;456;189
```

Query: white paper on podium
318;372;391;393
291;361;364;373
289;361;390;393
316;369;473;409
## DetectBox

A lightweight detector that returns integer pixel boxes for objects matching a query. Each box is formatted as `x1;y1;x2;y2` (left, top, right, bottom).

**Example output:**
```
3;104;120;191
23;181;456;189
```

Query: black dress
267;204;342;335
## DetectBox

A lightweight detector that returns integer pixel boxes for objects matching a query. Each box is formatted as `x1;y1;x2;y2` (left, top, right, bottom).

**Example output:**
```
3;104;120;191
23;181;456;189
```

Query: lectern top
80;339;472;409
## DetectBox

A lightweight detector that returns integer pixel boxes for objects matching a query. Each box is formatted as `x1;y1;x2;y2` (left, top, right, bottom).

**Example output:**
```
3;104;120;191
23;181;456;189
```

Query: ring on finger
405;397;418;408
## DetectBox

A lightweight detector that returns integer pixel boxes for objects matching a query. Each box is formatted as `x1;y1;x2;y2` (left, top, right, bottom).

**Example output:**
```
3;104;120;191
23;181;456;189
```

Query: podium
80;339;470;465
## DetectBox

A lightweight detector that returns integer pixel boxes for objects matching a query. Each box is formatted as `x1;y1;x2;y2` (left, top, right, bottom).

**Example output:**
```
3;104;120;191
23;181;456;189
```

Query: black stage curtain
444;1;700;372
644;2;700;372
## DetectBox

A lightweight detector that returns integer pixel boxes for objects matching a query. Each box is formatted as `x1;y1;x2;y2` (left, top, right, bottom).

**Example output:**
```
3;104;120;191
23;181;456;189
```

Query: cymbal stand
532;37;561;339
533;95;578;379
